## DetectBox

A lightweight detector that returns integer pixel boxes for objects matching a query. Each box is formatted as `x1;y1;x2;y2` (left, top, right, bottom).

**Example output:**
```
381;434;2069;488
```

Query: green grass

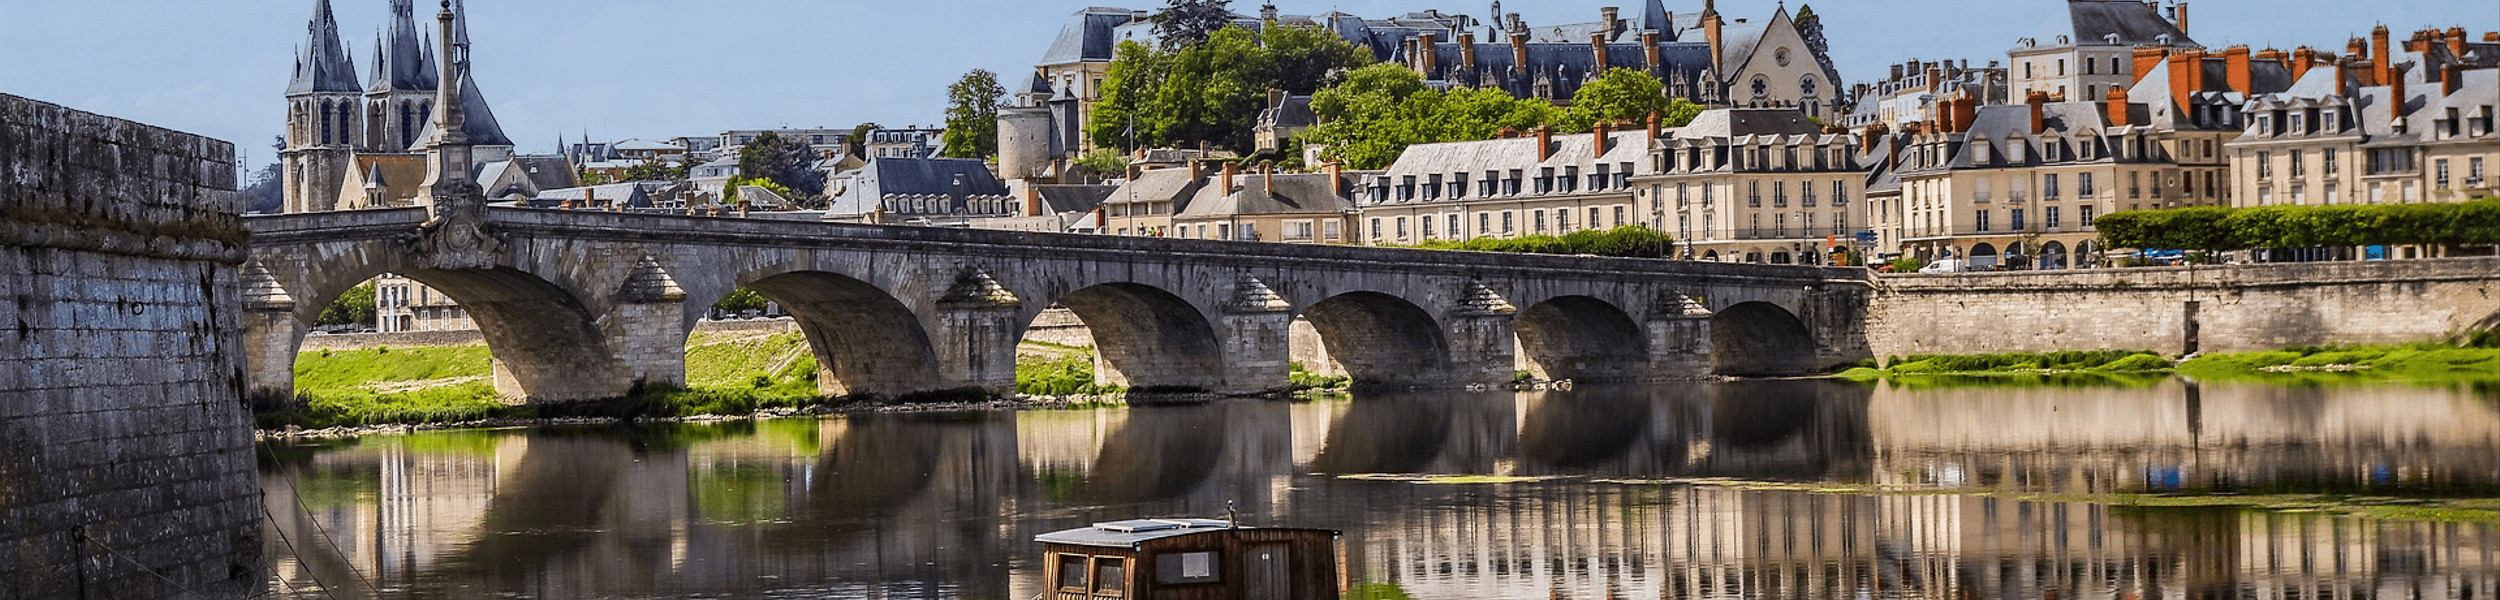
2179;344;2500;384
291;346;492;390
1846;350;2175;381
1289;362;1351;390
1017;349;1122;397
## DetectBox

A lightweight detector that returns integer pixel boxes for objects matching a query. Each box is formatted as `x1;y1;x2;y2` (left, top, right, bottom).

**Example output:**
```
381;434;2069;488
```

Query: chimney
1262;164;1275;197
1939;99;1961;133
585;188;597;207
1268;88;1286;109
1325;161;1344;196
2372;26;2391;87
2027;90;2049;134
2445;64;2464;97
1221;161;1237;192
2132;47;2170;84
2447;27;2468;58
1642;32;1661;71
1459;32;1478;72
2168;50;2202;111
1025;187;1042;217
1703;12;1723;70
1511;32;1530;74
1535;126;1554;160
1646;112;1663;144
2224;45;2251;92
1926;65;1942;92
2292;46;2317;81
2487;32;2499;43
1953;96;1979;133
2172;1;2188;35
2388;65;2407;124
1592;33;1610;70
2107;85;2131;126
1602;7;1620;33
1418;32;1438;75
1594;120;1614;155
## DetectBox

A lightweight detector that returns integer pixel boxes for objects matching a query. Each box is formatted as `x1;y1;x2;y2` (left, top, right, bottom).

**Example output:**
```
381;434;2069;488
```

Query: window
1832;180;1847;206
2044;174;2061;200
1325;220;1342;241
1478;212;1491;234
1447;213;1460;238
1976;209;1991;232
2473;157;2487;185
2323;148;2339;175
1533;210;1547;232
2290;150;2306;178
1502;211;1515;233
2436;159;2451;188
1561;167;1580;192
1421;215;1435;239
1802;181;1817;207
1555;209;1571;231
2079;173;2095;198
1773;181;1788;207
1677;183;1690;208
1591;164;1610;190
2081;204;2096;226
1217;223;1232;240
1157;551;1222;584
1395;216;1409;238
1096;558;1127;593
2257;151;2273;179
2128;172;2141;198
2258;185;2273;205
1749;181;1762;207
1059;554;1091;589
2057;58;2066;76
2046;206;2061;229
1369;218;1382;240
2010;208;2026;230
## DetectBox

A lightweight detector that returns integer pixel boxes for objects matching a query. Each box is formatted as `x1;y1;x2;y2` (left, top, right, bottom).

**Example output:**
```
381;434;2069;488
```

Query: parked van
1918;259;1975;274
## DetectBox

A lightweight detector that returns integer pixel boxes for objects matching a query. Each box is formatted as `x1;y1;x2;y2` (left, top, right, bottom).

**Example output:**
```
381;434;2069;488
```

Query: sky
3;0;2492;172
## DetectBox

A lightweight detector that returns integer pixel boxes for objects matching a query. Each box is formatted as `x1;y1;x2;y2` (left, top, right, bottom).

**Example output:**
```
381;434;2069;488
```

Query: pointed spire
449;0;473;70
288;0;361;94
372;0;440;92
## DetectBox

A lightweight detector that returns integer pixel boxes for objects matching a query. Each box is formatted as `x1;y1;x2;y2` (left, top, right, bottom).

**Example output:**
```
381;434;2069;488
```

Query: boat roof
1035;519;1242;548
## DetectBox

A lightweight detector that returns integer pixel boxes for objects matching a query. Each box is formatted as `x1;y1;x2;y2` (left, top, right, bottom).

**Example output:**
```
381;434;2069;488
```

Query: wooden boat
1035;518;1341;600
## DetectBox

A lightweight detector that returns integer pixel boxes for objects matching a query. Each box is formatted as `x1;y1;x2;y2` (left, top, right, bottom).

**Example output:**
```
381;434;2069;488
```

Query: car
1919;259;1975;274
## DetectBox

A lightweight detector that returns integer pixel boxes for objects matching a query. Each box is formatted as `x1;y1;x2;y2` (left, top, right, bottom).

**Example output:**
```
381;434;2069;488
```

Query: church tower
281;0;363;213
366;0;441;154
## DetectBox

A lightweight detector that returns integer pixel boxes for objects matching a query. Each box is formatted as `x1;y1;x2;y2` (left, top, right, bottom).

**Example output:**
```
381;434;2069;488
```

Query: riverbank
1619;478;2500;525
1838;342;2500;385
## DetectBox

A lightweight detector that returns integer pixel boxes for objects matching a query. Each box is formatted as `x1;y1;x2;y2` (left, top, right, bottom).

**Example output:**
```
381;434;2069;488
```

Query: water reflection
263;380;2500;598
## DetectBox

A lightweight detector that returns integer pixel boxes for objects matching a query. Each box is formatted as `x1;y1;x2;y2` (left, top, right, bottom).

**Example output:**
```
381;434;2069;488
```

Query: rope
260;501;339;599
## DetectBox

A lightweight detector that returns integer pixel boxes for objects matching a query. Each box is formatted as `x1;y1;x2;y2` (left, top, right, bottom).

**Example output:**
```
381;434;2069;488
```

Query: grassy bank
1610;478;2500;525
1838;350;2175;380
269;332;843;430
2177;343;2500;384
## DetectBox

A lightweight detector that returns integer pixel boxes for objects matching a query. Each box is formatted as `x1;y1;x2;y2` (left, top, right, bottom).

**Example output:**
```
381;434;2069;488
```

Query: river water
260;379;2500;599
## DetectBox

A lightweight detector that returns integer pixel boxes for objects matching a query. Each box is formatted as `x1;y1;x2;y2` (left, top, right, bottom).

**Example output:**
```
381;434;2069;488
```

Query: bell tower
280;0;363;212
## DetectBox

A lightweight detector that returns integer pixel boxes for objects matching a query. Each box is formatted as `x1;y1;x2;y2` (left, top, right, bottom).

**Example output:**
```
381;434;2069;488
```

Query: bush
1400;226;1675;258
2099;199;2500;251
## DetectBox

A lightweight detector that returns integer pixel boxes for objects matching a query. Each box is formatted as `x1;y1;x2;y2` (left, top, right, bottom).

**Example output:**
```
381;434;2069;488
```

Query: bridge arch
1296;292;1451;388
261;261;632;402
1710;302;1819;376
1516;296;1650;382
1046;283;1226;391
730;270;943;397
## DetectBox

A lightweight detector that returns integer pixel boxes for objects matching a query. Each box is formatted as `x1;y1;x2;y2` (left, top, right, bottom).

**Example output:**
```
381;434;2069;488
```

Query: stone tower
281;0;363;213
366;0;441;155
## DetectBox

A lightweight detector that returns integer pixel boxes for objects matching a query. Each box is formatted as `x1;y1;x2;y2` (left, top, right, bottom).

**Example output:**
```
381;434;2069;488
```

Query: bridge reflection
262;381;2500;598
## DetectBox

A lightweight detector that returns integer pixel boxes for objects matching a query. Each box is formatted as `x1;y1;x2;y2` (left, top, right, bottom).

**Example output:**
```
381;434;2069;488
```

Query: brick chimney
1602;6;1620;33
2292;46;2317;81
2172;1;2188;35
2372;26;2391;87
1592;33;1610;70
2132;47;2170;85
1927;65;1943;92
1262;163;1275;197
2389;65;2408;124
1221;161;1237;192
1953;96;1979;133
1642;32;1661;71
1646;112;1663;144
1420;32;1440;76
2027;90;2049;134
1025;187;1042;217
2223;46;2251;92
1535;126;1554;160
2168;50;2203;111
1594;120;1614;155
1459;32;1478;72
2107;85;2131;126
2444;64;2465;96
1325;161;1344;196
2448;27;2468;58
1703;12;1723;70
1939;100;1961;133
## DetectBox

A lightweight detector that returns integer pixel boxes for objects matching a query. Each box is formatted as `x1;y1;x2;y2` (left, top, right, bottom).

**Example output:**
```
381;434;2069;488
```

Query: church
281;0;568;214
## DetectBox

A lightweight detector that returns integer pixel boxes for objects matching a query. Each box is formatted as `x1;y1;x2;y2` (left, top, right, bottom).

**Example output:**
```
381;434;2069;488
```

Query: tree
713;288;769;314
737;132;825;197
942;69;1006;159
1559;69;1702;132
1261;21;1371;95
618;157;689;182
1089;41;1172;151
1151;0;1233;50
846;123;879;159
317;282;377;327
1303;63;1561;169
1087;21;1372;154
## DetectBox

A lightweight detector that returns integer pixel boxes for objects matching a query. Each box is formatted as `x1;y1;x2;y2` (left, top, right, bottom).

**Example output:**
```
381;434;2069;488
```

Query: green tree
1559;69;1701;132
738;132;824;197
846;123;879;159
1150;0;1233;50
1087;22;1373;154
618;157;689;182
713;288;769;314
1792;5;1839;81
1089;41;1173;151
942;69;1006;158
1260;21;1372;95
1303;63;1561;169
318;282;377;327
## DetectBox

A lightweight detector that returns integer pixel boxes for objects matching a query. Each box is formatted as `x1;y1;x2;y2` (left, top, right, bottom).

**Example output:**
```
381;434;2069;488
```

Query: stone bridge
243;208;1875;402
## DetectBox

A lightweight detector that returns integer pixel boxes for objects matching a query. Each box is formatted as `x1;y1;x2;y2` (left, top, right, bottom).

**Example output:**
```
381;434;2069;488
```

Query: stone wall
300;318;805;351
0;94;261;598
1867;258;2500;357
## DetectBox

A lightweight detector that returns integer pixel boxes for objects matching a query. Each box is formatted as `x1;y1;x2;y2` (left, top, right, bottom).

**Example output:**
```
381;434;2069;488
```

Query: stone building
1358;124;1653;245
1403;1;1845;118
1642;108;1862;265
1099;163;1214;237
1842;58;2008;130
1173;166;1359;243
283;0;534;213
2007;0;2200;103
825;157;1016;226
2224;25;2499;247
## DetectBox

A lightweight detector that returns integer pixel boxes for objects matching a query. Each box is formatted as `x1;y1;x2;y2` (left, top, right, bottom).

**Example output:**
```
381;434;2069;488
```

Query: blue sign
1855;231;1877;244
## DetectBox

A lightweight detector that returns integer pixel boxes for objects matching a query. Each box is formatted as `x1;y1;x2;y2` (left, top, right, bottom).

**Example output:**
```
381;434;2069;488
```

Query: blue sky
3;0;2490;170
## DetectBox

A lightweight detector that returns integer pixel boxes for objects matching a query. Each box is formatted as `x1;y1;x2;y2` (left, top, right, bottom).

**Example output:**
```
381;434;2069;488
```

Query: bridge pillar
1446;283;1520;387
1644;291;1716;378
241;262;304;400
614;258;689;390
934;269;1023;396
1216;277;1296;395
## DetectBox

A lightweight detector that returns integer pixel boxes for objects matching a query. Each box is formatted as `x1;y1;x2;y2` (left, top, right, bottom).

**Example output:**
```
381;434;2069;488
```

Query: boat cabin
1035;518;1340;600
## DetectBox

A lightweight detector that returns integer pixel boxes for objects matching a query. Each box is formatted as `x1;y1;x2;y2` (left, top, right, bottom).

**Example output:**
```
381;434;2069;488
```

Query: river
258;379;2500;599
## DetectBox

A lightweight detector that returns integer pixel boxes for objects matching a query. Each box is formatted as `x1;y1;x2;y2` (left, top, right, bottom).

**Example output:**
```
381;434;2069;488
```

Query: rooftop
1035;519;1237;548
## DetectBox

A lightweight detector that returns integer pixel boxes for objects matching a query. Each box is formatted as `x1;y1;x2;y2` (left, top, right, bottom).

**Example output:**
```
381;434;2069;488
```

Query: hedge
2095;199;2500;251
1396;225;1676;258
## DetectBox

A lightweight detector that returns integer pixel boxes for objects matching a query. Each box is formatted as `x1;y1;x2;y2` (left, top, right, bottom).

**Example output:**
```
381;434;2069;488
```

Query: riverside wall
1866;258;2500;358
0;94;261;598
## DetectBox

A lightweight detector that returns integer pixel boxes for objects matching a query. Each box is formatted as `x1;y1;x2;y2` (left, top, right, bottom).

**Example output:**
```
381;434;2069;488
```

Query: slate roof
1179;172;1354;218
1036;519;1236;548
1033;185;1118;214
2064;0;2196;47
868;157;1010;197
289;0;362;94
1106;166;1210;208
405;72;515;148
1382;130;1653;182
370;0;439;93
1670;108;1828;139
1041;7;1149;65
1257;96;1316;131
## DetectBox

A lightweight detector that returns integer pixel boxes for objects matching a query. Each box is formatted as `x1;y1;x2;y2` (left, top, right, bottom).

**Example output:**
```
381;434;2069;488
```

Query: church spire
287;0;360;94
416;0;475;211
372;0;440;92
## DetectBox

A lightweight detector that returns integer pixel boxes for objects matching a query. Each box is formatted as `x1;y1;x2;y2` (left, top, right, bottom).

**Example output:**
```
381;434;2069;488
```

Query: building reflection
262;380;2500;598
